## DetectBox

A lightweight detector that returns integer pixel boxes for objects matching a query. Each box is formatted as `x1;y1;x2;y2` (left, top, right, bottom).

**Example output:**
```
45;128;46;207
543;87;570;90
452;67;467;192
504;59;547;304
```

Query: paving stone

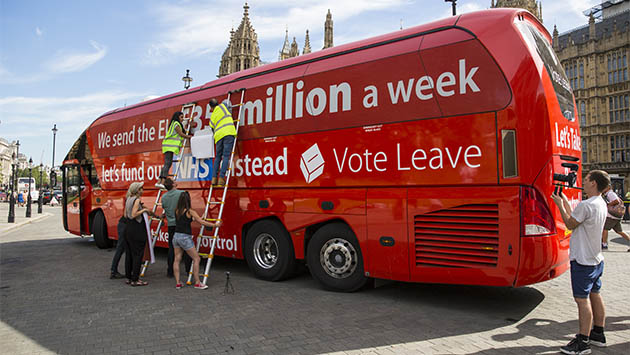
2;207;630;354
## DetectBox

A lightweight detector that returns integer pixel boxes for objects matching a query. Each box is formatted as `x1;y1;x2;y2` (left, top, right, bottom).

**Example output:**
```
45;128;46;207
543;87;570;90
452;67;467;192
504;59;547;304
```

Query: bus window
65;132;100;188
515;20;575;122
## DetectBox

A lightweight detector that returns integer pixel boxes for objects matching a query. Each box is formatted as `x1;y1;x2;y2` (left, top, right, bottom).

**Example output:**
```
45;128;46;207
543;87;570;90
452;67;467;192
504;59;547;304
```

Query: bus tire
244;220;295;281
307;223;368;292
92;211;112;249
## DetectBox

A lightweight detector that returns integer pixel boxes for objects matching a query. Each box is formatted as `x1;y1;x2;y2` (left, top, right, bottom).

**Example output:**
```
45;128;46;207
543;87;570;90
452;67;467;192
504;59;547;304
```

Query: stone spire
589;12;596;40
552;24;559;49
323;9;333;49
279;28;291;60
303;30;311;54
289;37;299;57
218;2;260;77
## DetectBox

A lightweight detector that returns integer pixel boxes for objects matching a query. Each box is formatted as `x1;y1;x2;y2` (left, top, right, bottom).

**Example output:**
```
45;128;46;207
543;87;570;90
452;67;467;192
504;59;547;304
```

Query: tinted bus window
516;21;575;122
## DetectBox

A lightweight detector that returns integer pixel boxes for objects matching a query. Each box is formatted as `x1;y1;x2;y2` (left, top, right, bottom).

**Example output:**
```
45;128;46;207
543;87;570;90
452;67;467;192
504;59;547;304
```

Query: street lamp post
52;124;58;189
182;69;193;90
445;0;457;16
38;162;43;214
26;158;33;218
7;153;16;223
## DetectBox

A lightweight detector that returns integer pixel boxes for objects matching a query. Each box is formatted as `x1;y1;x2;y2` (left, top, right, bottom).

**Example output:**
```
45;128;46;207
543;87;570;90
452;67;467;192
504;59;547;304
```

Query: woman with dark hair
173;191;221;289
156;111;192;189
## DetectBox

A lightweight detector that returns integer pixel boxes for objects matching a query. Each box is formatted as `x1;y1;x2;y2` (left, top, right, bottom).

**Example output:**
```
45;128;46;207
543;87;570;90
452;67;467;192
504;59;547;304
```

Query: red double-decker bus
62;9;582;292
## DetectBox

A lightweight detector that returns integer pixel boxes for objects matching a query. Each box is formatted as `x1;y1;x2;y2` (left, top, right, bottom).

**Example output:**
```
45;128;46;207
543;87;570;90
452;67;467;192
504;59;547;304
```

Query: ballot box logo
300;144;325;183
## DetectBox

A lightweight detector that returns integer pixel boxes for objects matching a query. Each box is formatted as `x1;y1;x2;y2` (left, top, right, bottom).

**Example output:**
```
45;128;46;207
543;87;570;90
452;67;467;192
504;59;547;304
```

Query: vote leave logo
300;144;325;183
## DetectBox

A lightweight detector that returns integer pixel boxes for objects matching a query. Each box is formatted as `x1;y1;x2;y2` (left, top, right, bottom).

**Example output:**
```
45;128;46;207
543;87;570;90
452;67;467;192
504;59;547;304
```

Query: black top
175;211;192;235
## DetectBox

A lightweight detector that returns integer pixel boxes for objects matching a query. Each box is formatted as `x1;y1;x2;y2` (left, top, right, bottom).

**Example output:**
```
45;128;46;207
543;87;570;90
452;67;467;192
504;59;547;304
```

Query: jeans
212;135;235;179
167;226;191;276
110;218;127;273
160;151;174;179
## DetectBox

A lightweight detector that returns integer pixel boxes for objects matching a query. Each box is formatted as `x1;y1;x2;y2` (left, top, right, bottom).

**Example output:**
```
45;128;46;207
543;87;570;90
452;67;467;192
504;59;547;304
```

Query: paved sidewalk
0;202;53;235
1;207;629;355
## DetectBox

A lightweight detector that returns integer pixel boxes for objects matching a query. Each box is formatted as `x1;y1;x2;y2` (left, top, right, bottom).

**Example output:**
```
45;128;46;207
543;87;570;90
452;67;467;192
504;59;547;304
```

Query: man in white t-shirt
551;170;609;355
601;186;630;251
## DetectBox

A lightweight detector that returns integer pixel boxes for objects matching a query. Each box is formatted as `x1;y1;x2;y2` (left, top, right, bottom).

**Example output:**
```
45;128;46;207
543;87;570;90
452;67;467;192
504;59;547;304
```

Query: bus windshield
516;20;575;122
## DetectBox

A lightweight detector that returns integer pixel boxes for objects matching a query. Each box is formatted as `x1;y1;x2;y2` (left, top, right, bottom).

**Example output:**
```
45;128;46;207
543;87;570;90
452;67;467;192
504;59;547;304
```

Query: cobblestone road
1;204;629;354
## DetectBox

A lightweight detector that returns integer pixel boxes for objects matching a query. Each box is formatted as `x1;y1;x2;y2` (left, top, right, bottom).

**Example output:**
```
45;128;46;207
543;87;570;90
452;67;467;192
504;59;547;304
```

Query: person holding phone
551;170;609;355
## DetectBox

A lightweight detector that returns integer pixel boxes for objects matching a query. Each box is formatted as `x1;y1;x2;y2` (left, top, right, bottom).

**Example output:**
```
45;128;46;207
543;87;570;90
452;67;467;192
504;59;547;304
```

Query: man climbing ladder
209;98;237;187
187;88;246;286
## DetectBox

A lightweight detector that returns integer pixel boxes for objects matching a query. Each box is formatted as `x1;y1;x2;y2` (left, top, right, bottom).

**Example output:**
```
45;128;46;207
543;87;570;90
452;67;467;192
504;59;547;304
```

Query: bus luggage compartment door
408;187;520;286
63;165;84;235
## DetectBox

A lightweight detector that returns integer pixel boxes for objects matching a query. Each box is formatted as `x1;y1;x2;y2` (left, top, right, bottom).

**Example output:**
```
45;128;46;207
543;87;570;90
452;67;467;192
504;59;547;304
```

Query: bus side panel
100;189;126;242
419;39;511;116
366;188;409;281
407;186;520;286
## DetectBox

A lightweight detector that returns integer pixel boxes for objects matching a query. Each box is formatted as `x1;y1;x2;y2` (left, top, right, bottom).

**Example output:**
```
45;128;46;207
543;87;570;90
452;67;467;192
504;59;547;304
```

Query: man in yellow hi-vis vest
157;111;192;189
209;98;237;186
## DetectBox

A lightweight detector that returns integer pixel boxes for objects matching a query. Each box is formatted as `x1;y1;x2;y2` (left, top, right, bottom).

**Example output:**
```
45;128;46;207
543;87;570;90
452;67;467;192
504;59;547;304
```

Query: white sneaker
194;283;208;290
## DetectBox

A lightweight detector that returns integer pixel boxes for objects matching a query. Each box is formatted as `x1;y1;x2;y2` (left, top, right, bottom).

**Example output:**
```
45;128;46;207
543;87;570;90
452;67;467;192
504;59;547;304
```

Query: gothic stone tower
323;9;334;49
491;0;543;23
218;3;261;77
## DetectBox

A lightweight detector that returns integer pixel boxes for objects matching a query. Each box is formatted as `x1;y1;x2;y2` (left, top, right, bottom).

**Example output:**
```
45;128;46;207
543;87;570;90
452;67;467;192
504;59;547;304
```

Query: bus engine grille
414;204;499;268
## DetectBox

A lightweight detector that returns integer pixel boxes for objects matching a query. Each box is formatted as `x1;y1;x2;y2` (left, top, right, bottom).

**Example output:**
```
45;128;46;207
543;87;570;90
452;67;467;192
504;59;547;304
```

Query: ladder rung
208;201;224;205
199;235;217;239
199;253;214;259
205;218;221;222
151;217;161;221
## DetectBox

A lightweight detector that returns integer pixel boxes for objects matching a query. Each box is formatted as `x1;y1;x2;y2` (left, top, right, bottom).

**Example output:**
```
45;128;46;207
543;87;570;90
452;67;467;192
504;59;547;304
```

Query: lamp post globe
182;69;193;90
37;162;43;214
7;153;16;223
26;157;33;218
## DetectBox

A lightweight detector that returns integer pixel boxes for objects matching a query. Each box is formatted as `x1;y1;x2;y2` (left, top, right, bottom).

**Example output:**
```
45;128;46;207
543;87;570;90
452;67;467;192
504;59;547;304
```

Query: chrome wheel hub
320;238;357;279
253;233;278;269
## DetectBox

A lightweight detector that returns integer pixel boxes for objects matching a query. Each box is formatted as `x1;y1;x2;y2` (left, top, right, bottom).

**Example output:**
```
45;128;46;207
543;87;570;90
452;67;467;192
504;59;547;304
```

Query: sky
0;0;603;167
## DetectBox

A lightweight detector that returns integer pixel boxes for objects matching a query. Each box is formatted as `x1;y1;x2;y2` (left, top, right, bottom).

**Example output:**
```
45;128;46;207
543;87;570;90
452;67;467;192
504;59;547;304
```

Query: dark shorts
570;260;603;298
604;217;623;233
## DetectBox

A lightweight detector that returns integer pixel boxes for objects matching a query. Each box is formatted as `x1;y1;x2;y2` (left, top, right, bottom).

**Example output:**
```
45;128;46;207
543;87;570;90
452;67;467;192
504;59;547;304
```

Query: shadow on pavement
1;236;547;354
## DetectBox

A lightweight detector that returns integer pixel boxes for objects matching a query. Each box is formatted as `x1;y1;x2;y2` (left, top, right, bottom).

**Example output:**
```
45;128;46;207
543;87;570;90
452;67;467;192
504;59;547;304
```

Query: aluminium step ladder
140;103;196;277
187;88;246;286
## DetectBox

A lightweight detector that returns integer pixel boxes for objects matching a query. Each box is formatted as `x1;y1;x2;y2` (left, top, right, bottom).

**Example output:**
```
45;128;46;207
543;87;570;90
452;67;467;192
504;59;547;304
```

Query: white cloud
0;90;148;165
35;27;43;37
0;63;50;85
45;40;107;73
144;0;408;65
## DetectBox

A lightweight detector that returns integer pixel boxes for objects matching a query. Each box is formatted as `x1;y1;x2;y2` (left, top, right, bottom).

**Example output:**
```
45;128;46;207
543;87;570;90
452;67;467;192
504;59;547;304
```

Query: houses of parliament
217;0;630;194
217;3;333;78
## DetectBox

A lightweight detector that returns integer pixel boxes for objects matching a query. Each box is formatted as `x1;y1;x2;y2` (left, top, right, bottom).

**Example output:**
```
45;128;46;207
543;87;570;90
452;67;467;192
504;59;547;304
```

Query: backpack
603;191;626;219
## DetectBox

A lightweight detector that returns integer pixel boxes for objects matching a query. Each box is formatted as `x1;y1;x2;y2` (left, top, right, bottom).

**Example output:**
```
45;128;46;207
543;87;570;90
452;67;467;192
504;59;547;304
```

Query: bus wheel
307;223;367;292
244;220;295;281
92;211;112;249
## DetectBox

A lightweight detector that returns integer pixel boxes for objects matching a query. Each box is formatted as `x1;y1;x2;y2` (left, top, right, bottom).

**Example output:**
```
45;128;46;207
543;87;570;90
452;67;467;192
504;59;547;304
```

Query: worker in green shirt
161;178;191;277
